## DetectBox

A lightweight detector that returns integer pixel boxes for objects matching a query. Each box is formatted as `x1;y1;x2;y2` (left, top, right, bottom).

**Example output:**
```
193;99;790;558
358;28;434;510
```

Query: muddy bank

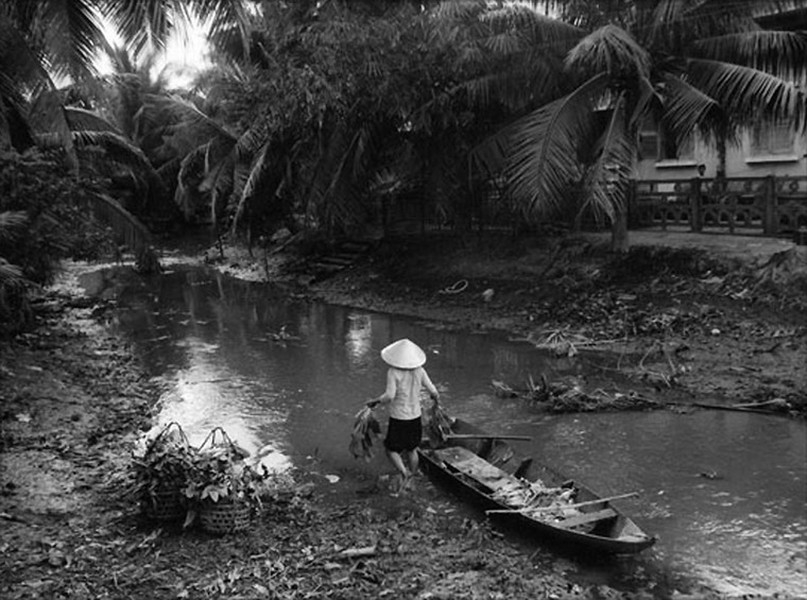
2;231;804;599
286;233;806;418
1;276;714;600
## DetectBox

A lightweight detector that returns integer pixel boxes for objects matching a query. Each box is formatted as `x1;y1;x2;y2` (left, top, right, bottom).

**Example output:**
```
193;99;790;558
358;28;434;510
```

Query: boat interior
422;419;652;545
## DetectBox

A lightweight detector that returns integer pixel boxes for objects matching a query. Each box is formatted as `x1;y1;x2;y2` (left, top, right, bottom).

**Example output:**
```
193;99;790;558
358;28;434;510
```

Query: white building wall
637;130;807;182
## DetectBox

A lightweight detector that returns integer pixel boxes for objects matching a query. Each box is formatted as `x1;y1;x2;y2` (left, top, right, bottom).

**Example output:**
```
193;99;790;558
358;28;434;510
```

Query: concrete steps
308;239;376;280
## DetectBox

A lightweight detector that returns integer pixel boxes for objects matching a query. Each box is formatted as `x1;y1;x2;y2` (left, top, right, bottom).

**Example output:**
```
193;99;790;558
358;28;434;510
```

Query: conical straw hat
381;338;426;369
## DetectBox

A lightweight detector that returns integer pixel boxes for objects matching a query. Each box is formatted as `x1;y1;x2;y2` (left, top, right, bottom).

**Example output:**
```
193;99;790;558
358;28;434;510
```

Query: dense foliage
0;151;118;332
2;0;807;262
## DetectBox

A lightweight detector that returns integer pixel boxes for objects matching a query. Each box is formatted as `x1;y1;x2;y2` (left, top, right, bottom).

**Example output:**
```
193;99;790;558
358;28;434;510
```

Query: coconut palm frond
507;73;609;218
175;145;209;219
0;87;35;151
662;73;719;141
686;57;807;130
235;120;272;162
156;157;181;187
231;143;275;233
28;89;78;171
226;122;272;206
204;153;236;224
137;92;180;133
40;0;103;82
0;257;26;285
566;24;650;79
161;94;236;140
108;0;172;55
70;130;161;186
87;193;152;256
469;119;521;180
628;74;662;131
484;31;525;55
433;0;488;22
580;94;635;223
0;21;52;92
173;177;192;221
651;0;691;37
205;0;253;59
231;152;253;204
690;31;807;82
0;211;28;241
485;3;583;45
65;107;121;134
652;0;686;25
239;143;276;206
305;123;367;233
741;1;807;21
453;73;499;109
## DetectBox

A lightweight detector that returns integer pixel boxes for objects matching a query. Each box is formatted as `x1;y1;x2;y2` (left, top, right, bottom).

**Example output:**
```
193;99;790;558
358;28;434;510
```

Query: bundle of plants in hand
349;406;381;461
427;401;454;443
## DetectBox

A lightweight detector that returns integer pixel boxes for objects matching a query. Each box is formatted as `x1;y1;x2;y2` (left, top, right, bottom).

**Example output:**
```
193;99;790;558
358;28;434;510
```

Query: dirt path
583;229;797;262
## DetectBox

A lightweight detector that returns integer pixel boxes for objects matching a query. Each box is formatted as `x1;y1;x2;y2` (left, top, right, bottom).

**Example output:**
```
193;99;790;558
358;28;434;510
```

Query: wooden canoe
418;417;657;555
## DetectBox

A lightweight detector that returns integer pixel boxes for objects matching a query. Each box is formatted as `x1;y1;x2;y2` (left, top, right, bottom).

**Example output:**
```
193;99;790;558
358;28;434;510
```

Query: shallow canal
81;265;807;598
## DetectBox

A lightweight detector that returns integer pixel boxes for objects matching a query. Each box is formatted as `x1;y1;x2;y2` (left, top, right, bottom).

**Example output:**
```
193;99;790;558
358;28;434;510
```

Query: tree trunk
716;126;727;182
610;202;629;253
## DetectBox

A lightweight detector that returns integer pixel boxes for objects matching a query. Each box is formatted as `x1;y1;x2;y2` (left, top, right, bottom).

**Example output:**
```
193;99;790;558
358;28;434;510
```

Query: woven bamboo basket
200;499;251;534
144;486;185;522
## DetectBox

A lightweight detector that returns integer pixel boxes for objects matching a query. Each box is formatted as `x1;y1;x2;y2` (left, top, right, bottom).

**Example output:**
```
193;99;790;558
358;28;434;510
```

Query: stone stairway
309;239;376;280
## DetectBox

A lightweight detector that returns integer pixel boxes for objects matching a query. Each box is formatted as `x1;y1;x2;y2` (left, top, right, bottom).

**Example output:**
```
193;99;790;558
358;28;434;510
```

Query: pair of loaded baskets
132;422;263;534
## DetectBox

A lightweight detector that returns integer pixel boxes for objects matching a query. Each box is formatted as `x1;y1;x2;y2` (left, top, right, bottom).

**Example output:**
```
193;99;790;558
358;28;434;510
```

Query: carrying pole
485;492;640;515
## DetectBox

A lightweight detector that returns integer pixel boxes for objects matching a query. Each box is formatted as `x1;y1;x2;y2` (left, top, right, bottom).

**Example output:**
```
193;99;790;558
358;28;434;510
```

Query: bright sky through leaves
95;11;211;88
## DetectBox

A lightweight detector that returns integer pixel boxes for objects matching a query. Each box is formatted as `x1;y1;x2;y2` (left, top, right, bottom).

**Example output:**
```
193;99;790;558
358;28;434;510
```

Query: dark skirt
384;417;422;453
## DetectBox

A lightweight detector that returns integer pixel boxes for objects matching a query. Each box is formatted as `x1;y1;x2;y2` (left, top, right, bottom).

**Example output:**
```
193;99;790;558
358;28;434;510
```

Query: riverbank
1;230;805;599
0;288;563;599
272;230;807;417
0;270;700;600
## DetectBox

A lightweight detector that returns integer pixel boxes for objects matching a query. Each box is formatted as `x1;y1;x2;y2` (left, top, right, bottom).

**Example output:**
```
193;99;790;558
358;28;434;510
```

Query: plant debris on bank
0;287;653;600
2;232;805;599
289;233;806;418
2;288;709;600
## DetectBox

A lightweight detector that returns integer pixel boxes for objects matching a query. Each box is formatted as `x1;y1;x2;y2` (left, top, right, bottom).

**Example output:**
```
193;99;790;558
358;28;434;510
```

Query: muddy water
81;266;806;598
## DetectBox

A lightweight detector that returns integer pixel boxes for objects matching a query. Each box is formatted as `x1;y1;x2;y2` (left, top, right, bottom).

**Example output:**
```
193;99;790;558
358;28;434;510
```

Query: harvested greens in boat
491;479;577;520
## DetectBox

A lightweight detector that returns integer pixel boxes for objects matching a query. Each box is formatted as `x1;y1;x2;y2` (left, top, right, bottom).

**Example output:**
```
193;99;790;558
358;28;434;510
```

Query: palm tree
152;1;441;245
437;0;807;250
0;0;252;267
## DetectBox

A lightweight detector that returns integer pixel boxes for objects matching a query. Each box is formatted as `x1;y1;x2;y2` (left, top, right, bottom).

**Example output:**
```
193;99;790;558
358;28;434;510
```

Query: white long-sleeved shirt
381;366;438;420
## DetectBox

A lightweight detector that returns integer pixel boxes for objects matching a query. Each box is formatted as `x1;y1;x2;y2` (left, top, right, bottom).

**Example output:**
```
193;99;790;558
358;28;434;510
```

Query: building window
638;128;659;160
639;118;694;161
751;121;794;156
659;125;694;161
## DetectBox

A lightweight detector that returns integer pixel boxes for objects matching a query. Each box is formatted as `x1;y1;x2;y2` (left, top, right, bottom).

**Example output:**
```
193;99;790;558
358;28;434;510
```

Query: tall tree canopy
0;0;252;157
438;0;807;249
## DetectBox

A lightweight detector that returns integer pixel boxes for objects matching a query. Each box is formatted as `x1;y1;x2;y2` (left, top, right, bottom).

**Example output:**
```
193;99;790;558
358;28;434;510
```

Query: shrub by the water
0;150;116;333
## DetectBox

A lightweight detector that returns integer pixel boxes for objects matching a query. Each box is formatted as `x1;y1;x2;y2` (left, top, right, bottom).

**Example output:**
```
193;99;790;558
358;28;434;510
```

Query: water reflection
82;265;807;598
344;313;374;371
519;410;807;596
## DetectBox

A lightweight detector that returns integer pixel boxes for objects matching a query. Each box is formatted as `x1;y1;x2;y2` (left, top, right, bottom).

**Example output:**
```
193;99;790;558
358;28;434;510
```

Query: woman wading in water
368;338;440;495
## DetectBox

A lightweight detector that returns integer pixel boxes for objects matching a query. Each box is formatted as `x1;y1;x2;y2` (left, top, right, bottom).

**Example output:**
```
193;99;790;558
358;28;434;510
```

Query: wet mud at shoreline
2;232;806;599
297;234;806;418
0;292;655;600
